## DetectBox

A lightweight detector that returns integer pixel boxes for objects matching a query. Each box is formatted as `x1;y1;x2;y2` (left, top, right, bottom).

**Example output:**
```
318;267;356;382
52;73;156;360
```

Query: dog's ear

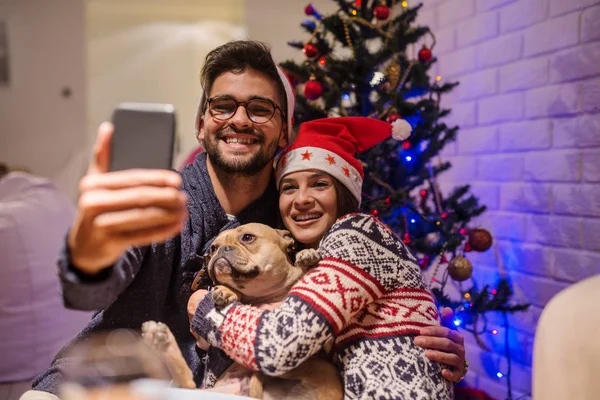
275;229;295;250
276;229;297;264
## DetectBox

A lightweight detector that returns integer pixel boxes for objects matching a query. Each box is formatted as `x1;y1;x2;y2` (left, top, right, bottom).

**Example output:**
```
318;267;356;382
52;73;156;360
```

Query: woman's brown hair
332;176;359;219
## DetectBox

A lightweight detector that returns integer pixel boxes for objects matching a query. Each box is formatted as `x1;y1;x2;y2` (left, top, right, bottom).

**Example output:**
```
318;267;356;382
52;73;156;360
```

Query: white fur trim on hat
391;119;412;141
276;66;296;142
275;147;363;206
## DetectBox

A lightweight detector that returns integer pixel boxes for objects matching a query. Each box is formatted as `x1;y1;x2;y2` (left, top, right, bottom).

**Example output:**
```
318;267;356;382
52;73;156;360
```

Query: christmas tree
279;1;529;397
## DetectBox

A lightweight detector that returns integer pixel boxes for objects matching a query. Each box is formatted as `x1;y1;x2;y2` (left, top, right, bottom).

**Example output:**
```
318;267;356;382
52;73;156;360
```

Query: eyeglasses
205;96;285;124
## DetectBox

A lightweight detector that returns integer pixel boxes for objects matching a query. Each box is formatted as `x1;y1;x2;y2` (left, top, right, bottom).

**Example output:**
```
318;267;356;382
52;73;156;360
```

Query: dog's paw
295;249;321;270
141;321;173;352
212;285;242;307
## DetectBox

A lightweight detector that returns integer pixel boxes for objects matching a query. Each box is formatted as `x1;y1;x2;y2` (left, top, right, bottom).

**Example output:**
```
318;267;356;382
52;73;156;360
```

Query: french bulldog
142;223;343;400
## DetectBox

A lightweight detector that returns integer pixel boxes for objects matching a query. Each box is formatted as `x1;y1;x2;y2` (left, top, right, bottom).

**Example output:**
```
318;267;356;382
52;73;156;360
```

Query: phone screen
109;103;176;172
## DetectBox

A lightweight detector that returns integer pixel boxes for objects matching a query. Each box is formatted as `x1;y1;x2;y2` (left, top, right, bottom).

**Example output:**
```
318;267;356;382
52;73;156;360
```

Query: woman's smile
279;170;338;249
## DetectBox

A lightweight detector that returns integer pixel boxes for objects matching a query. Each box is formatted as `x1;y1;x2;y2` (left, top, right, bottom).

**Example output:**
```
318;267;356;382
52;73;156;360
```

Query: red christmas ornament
468;228;493;252
372;209;379;217
418;45;433;63
464;241;472;252
373;4;390;20
386;113;401;123
420;189;427;197
304;79;323;100
459;227;468;236
304;4;315;15
303;43;319;58
402;233;411;244
402;141;411;150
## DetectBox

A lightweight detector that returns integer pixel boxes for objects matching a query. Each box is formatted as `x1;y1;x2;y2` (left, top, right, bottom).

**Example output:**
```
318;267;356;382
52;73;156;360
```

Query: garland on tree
280;1;530;398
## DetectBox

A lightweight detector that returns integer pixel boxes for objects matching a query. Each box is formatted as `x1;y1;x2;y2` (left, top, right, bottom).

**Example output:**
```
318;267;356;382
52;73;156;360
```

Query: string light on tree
302;19;317;30
341;92;357;108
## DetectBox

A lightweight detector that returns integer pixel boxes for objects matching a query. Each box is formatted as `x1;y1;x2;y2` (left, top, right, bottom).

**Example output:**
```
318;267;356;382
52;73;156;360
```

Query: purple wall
417;0;600;398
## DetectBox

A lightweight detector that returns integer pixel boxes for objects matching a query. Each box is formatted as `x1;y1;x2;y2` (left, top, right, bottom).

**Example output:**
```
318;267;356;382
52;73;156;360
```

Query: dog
142;223;343;400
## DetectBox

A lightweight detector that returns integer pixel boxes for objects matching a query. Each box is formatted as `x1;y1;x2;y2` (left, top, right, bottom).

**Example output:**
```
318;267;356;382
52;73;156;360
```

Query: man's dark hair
200;40;287;118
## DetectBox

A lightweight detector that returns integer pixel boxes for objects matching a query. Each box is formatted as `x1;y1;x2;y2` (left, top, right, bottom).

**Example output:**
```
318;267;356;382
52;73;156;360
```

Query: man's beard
203;127;279;177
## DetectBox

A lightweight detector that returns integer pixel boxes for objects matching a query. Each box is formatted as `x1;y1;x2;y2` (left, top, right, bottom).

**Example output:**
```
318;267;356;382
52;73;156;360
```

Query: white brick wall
418;1;600;397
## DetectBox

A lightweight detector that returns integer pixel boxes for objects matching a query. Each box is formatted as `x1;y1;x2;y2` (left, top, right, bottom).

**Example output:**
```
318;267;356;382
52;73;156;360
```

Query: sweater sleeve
192;213;423;376
58;238;147;311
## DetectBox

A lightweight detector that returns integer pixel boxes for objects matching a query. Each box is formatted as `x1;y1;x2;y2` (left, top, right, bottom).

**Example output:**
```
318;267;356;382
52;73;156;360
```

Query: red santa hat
195;65;296;141
274;116;412;204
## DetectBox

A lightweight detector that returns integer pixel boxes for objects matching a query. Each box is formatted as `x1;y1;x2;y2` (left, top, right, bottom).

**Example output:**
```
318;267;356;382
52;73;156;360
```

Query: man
0;166;93;400
25;40;466;399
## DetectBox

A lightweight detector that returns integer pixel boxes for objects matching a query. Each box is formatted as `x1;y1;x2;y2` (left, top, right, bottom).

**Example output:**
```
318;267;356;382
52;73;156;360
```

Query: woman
193;117;454;399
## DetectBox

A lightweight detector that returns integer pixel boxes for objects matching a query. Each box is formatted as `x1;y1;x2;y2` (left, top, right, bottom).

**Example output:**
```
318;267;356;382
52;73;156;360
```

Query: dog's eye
240;233;256;243
210;244;218;253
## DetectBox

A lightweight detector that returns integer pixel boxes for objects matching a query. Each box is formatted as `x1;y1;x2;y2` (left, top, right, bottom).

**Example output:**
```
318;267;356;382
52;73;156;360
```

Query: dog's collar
191;260;215;292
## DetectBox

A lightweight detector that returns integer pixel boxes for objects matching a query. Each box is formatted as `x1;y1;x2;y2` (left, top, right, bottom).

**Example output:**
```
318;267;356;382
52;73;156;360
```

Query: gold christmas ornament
448;255;473;282
385;63;401;90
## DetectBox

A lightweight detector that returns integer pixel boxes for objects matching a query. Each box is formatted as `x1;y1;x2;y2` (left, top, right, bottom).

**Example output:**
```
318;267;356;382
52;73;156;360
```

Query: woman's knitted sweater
193;213;453;399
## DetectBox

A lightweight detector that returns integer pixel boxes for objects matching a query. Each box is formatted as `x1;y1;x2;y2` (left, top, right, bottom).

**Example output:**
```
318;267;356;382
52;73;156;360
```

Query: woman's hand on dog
188;289;211;350
414;307;467;383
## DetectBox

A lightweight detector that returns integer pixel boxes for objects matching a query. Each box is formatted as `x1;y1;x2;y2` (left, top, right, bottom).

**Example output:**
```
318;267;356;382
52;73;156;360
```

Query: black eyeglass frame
204;96;286;124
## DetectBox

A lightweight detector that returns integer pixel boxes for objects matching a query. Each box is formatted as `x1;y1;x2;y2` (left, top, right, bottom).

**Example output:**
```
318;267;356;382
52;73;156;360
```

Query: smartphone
109;103;176;172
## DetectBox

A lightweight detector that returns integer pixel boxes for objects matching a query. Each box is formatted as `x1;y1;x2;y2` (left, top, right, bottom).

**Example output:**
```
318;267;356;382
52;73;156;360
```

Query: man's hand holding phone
67;122;188;276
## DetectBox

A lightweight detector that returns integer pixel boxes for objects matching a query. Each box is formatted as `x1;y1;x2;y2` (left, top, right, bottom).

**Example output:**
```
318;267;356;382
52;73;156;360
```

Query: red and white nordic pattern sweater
193;213;453;399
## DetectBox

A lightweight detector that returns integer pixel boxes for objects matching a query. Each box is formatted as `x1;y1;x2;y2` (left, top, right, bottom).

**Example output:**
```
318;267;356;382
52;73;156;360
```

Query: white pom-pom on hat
391;119;412;141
